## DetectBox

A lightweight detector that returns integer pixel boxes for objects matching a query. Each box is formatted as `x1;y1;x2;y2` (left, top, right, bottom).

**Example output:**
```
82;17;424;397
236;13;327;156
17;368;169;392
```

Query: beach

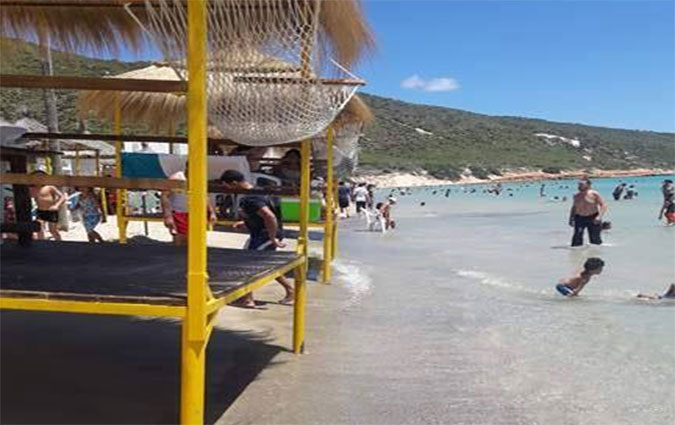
2;175;674;424
223;175;675;425
353;168;675;189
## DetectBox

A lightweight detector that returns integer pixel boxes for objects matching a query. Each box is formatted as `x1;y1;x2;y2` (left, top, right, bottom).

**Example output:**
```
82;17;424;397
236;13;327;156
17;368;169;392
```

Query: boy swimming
555;257;605;297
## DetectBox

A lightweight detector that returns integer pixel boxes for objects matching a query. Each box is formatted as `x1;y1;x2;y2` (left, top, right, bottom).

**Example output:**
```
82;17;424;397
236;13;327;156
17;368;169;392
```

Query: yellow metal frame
0;296;186;317
321;126;334;283
114;93;128;244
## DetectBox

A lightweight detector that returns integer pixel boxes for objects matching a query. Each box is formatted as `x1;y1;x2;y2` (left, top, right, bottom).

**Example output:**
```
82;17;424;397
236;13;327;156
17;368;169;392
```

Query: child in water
555;257;605;297
637;284;675;300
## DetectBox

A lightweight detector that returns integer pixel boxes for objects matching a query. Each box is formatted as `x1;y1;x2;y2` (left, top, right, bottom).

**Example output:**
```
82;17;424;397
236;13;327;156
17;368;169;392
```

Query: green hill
0;38;149;133
1;39;672;178
359;93;674;179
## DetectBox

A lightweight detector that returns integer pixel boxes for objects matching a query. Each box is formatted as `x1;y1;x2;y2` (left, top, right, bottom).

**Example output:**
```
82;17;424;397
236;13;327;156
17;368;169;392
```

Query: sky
354;0;675;132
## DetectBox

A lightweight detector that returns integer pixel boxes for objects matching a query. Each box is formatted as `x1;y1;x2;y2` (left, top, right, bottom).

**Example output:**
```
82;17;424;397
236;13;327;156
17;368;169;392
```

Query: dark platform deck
0;241;300;305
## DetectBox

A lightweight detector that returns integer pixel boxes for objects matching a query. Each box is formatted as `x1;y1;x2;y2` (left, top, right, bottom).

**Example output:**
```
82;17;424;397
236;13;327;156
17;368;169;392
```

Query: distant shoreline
353;168;675;189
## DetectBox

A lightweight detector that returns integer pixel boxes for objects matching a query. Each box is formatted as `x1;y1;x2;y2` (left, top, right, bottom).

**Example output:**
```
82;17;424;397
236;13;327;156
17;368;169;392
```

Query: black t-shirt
239;195;283;240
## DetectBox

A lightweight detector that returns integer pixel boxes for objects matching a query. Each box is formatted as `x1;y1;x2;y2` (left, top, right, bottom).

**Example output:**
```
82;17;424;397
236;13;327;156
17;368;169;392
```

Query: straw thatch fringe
334;94;373;129
0;0;149;55
77;65;184;132
0;0;374;64
318;0;375;67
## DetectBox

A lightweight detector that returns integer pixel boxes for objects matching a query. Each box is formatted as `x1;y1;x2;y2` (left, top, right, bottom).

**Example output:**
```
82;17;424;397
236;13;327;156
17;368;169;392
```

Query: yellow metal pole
332;173;339;259
96;150;108;217
96;150;108;216
74;148;80;176
180;1;209;424
169;121;175;154
293;139;311;353
321;127;334;284
114;94;127;244
297;140;310;259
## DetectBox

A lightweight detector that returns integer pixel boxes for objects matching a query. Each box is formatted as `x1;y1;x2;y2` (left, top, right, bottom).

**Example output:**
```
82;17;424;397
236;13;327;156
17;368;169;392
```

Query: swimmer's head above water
583;257;605;276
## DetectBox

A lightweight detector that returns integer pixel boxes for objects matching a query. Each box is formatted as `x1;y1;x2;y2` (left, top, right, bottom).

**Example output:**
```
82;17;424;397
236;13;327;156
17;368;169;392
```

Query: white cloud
424;77;460;92
401;75;460;92
401;74;426;89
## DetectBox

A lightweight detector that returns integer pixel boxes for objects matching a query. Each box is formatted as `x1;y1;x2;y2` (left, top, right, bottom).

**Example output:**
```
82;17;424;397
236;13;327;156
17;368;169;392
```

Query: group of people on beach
19;170;107;243
336;181;397;232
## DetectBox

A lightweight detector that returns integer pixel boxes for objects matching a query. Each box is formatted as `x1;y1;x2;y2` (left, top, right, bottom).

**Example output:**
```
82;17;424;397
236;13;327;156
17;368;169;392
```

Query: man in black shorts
220;170;294;306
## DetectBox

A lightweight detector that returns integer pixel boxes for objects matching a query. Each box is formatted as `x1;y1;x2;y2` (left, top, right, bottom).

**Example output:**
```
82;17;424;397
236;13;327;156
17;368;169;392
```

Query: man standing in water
568;178;607;246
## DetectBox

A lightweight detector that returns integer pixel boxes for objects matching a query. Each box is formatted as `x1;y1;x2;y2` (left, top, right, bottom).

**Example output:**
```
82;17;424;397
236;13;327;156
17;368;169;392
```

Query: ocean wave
333;260;374;308
454;269;663;305
455;269;542;294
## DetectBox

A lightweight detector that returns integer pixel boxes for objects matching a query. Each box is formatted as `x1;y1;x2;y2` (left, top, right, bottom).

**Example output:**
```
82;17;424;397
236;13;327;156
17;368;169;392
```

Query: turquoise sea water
333;175;675;424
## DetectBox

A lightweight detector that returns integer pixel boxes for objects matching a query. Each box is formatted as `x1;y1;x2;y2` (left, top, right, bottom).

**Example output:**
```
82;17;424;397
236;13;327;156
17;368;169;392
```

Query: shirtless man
29;171;66;240
568;178;607;247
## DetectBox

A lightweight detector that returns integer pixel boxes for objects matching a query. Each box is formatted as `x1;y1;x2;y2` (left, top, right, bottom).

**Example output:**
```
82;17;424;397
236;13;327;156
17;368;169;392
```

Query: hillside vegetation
0;38;148;133
1;39;672;178
359;94;674;179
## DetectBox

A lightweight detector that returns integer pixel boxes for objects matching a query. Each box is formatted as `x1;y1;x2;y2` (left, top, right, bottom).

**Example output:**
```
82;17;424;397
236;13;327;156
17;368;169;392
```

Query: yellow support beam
74;148;81;176
0;297;185;318
95;150;108;216
293;139;311;354
322;127;334;284
205;256;306;314
297;140;311;259
181;1;209;424
114;94;127;244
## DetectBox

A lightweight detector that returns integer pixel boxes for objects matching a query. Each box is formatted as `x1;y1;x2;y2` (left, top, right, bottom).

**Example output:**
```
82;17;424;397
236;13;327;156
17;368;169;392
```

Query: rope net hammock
133;0;361;146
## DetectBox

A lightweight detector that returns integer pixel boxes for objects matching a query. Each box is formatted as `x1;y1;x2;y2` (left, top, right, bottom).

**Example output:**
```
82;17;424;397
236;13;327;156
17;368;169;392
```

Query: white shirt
353;187;369;203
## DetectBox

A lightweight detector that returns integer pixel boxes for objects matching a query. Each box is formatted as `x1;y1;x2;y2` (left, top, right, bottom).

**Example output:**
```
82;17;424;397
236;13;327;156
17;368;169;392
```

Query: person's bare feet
231;294;256;308
278;293;294;305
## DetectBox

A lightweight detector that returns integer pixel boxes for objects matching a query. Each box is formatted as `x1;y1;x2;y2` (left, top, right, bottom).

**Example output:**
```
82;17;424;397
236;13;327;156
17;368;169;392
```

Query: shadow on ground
1;311;285;424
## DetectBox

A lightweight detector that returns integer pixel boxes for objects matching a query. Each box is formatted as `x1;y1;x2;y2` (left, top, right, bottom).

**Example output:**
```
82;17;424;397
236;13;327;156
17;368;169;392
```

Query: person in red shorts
658;179;675;226
161;164;216;245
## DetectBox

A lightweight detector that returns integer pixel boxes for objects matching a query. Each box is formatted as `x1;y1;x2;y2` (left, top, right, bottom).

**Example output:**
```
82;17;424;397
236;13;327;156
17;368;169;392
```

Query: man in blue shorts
220;169;294;307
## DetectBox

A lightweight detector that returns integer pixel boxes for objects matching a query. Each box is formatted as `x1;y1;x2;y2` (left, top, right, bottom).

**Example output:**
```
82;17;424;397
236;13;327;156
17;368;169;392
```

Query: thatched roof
0;0;148;55
1;0;374;65
333;95;373;128
78;65;184;131
77;55;304;131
